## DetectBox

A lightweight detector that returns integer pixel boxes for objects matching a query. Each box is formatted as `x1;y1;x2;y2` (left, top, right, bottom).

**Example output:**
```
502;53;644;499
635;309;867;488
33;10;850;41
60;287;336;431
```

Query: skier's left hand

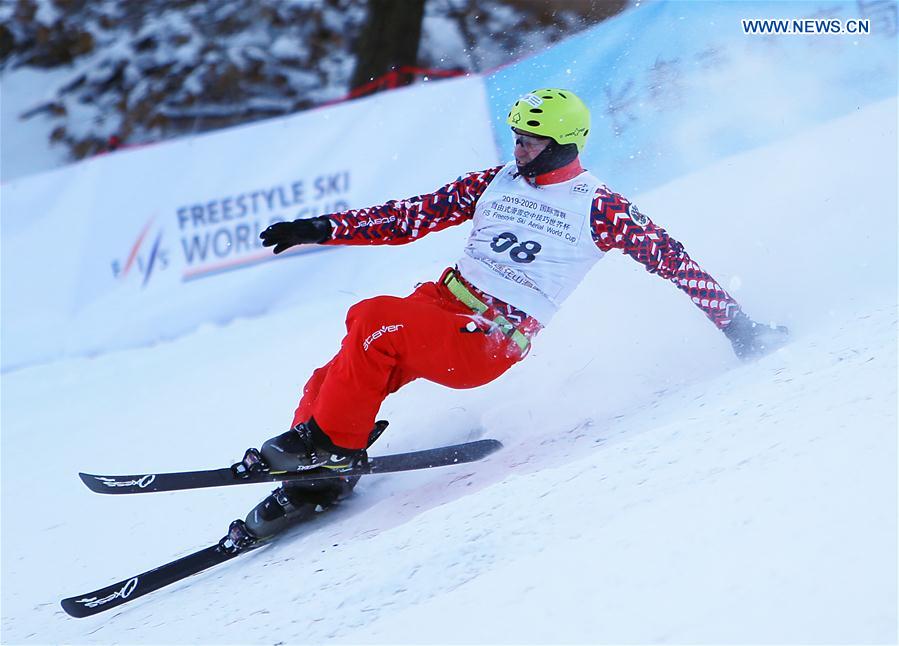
723;311;789;361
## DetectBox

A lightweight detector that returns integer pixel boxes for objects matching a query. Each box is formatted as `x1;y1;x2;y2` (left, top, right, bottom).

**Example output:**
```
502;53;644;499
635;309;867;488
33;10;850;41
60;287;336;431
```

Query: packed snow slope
1;98;896;644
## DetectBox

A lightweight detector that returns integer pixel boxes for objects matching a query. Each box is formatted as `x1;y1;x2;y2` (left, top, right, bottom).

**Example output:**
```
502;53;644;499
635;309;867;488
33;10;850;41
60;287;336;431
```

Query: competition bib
456;163;605;324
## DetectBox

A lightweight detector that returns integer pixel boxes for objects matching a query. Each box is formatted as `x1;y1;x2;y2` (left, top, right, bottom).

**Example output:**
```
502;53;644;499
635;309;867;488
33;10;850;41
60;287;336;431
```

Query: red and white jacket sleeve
324;167;503;246
590;186;741;330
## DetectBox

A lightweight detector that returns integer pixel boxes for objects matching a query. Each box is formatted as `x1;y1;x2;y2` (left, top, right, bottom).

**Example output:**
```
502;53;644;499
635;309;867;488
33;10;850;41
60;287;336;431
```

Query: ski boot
245;420;388;538
260;419;360;472
244;478;358;538
244;486;319;538
259;418;388;472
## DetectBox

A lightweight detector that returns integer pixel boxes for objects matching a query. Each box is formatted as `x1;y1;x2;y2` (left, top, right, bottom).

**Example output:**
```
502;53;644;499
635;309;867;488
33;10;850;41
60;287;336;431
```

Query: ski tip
79;471;164;494
460;438;503;460
60;596;90;619
78;472;104;493
481;438;503;453
78;472;149;494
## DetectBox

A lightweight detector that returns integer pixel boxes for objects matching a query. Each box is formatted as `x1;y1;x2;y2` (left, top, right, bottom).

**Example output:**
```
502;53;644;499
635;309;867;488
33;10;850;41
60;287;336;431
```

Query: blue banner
486;1;897;195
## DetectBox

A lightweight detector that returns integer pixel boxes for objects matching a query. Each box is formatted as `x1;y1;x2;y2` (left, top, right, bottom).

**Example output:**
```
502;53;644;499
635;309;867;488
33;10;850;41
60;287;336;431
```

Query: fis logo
110;217;169;287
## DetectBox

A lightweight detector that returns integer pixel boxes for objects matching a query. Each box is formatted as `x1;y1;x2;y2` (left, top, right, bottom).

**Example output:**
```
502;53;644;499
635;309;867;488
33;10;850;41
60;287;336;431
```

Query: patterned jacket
324;166;740;330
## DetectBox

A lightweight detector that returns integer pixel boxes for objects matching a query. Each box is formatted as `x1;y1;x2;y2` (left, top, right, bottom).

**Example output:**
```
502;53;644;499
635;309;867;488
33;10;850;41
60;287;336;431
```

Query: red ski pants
292;275;528;449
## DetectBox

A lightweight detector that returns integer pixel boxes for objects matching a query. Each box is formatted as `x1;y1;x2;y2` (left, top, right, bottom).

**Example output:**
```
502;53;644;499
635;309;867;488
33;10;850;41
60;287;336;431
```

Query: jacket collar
529;157;584;186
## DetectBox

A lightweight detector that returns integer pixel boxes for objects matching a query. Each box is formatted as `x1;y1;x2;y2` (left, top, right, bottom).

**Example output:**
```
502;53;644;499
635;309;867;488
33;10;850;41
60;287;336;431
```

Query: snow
0;67;72;182
1;98;896;644
270;35;308;62
33;0;60;26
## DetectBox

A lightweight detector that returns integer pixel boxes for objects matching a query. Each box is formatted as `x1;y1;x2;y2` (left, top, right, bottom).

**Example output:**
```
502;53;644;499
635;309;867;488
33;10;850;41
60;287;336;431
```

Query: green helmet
506;88;591;152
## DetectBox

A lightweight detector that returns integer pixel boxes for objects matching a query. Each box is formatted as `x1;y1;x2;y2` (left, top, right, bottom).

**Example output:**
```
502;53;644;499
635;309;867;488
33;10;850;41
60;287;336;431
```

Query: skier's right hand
260;216;332;254
723;311;789;361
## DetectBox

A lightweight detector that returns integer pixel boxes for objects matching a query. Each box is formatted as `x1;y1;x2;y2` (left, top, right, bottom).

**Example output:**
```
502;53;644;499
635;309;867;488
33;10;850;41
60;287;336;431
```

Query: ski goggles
442;270;531;353
512;128;552;151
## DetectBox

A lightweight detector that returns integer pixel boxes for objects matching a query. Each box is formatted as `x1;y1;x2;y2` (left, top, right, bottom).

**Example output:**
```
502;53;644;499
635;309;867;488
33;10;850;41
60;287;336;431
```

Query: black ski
61;520;259;618
64;439;502;618
79;439;502;495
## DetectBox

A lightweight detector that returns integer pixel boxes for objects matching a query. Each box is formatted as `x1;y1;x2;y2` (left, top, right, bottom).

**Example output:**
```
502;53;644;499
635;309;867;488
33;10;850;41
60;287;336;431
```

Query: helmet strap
516;141;579;178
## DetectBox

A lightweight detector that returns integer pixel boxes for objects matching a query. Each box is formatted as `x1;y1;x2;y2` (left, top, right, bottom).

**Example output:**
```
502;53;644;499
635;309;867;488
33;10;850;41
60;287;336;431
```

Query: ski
61;520;259;618
64;439;502;617
79;438;502;495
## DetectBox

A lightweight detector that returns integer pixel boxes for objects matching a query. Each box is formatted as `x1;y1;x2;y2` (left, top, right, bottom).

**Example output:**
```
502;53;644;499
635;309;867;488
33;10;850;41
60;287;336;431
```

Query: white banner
1;76;499;370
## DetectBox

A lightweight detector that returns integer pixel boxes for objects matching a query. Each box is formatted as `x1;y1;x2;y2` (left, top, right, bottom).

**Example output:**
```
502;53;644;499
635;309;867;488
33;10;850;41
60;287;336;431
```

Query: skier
246;88;789;536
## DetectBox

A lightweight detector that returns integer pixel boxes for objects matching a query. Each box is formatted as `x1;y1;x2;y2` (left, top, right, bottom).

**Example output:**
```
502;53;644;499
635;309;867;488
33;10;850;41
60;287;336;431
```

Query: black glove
723;311;790;361
259;216;332;254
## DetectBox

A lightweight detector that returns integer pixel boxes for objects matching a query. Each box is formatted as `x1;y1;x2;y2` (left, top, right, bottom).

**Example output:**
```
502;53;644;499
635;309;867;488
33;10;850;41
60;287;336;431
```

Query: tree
350;0;426;91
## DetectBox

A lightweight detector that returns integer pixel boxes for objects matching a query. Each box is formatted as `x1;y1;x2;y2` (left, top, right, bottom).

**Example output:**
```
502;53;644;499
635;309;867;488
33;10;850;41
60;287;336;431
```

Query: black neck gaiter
516;141;579;178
